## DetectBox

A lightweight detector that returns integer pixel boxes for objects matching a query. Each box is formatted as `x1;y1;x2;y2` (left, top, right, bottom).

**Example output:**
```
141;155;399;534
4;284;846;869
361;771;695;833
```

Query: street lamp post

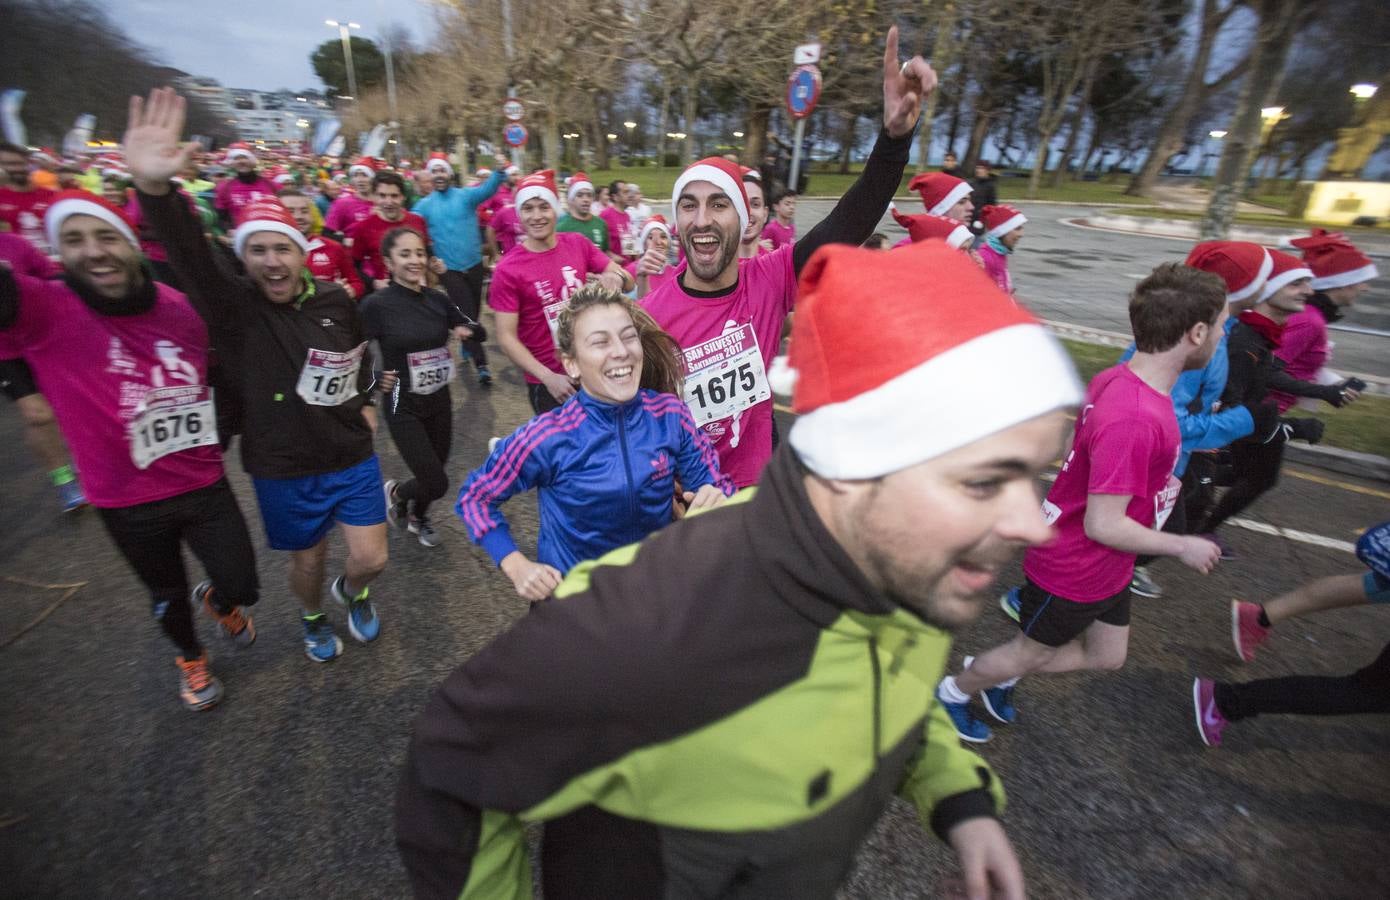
325;20;361;107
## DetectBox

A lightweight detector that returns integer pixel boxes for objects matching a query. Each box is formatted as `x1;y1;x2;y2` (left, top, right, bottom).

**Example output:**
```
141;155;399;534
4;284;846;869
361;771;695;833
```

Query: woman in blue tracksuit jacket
457;284;735;601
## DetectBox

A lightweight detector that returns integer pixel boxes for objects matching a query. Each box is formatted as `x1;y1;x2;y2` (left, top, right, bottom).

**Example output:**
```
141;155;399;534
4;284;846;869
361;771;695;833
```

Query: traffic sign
502;98;525;122
793;42;821;65
503;122;528;148
786;65;822;120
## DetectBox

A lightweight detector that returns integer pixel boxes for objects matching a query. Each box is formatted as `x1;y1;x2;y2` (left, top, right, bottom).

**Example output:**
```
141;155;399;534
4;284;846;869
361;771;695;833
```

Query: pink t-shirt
762;219;796;250
488;232;612;382
490;205;523;254
0;273;224;508
477;185;513;224
0;231;59;278
213;176;278;218
640;246;796;488
1023;364;1181;602
325;193;375;233
601;206;637;259
1270;305;1331;413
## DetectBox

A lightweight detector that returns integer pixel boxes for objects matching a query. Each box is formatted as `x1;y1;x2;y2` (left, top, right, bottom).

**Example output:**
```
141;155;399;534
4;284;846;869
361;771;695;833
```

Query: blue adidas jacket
457;388;736;574
1120;317;1252;476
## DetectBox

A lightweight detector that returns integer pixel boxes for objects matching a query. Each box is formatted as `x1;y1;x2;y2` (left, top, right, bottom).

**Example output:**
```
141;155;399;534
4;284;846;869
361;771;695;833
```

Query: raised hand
881;25;937;139
124;88;200;194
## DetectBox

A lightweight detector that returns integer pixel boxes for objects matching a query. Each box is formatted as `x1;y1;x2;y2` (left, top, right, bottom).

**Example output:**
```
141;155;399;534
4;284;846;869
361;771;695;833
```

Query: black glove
1243;399;1280;440
1284;417;1325;445
1317;383;1349;408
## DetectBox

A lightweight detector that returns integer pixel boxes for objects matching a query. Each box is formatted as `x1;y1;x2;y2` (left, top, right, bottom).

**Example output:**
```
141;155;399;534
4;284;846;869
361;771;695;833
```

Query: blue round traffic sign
503;123;528;148
787;65;822;120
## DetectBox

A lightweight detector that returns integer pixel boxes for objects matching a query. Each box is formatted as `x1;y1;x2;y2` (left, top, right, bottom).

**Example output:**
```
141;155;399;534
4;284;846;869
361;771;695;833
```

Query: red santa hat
740;165;762;184
907;172;973;217
513;170;560;212
890;207;972;249
504;164;520;176
232;199;310;258
1184;241;1272;304
567;171;594;201
348;157;380;179
1259;250;1314;301
769;242;1082;479
638;214;670;250
44;189;139;250
671;157;750;235
1290;229;1379;290
979;204;1026;238
425;152;453;176
224;142;257;165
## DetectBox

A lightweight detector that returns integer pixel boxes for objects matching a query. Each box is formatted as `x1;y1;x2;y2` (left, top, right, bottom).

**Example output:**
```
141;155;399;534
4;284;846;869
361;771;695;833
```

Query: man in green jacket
396;222;1083;897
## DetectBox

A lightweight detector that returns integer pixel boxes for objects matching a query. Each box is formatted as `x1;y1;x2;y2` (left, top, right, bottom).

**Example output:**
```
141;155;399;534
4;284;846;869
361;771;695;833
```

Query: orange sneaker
193;581;256;647
175;652;224;711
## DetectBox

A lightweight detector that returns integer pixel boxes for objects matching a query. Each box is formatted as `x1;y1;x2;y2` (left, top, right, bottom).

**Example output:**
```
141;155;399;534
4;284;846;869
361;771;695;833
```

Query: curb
1066;214;1390;259
1042;320;1390;484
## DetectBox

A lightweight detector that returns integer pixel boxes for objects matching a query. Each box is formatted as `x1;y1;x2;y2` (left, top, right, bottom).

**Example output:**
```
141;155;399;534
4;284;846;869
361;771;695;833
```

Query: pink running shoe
1192;678;1227;747
1231;600;1270;662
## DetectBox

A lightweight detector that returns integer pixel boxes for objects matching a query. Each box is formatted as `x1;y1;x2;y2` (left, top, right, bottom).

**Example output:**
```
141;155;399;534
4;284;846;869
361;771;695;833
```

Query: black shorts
1017;576;1131;647
0;357;38;402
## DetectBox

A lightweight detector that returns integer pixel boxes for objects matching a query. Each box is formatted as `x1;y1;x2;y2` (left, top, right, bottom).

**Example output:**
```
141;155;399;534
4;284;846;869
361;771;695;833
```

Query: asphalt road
3;256;1388;898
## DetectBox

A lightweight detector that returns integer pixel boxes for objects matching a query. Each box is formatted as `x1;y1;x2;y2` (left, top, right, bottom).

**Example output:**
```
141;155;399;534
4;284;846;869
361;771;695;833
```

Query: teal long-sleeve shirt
412;169;505;272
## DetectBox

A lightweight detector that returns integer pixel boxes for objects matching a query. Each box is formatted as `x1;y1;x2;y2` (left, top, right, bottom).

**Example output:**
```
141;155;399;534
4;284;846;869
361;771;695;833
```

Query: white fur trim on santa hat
671;163;749;236
1312;262;1378;291
945;225;974;249
425;157;454;176
1226;249;1273;304
567;177;594;201
788;323;1082;480
349;163;375;179
928;180;973;217
225;148;257;164
1259;265;1314;301
986;213;1027;239
638;218;669;250
233;220;310;259
505;165;520;175
514;184;559;212
45;197;138;250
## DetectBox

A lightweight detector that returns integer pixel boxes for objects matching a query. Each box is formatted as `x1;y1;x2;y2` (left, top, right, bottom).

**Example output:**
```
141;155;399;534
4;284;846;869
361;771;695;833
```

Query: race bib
1041;498;1062;527
297;342;366;406
408;346;454;395
128;385;218;470
680;324;771;424
544;297;570;342
1153;475;1182;531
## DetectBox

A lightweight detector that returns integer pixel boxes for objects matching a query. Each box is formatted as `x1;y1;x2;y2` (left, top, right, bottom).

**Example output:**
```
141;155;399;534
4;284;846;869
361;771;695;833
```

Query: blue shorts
252;455;386;551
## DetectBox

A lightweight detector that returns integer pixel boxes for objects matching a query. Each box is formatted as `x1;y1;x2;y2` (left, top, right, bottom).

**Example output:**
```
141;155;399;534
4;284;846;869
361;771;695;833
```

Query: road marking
1284;467;1390;500
1122;273;1148;279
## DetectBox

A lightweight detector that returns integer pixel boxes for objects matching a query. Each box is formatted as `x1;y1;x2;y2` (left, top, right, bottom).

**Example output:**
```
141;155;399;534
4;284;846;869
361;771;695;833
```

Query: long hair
555;284;684;397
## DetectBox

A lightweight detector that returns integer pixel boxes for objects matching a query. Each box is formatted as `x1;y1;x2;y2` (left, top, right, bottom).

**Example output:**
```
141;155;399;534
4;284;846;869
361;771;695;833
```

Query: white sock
996;675;1020;689
937;676;970;704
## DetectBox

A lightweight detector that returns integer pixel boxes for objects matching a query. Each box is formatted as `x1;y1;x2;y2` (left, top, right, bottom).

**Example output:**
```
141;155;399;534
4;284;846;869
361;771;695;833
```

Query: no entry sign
786;65;822;120
503;122;529;147
502;98;525;122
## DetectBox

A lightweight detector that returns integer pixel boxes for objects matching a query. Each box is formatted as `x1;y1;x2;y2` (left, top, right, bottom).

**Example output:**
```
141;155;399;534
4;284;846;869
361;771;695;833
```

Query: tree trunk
945;54;970;156
1027;129;1056;197
743;105;769;166
1053;61;1098;186
837;112;856;174
681;74;699;167
961;90;992;171
591;93;611;170
1126;0;1225;197
541;111;561;171
1201;0;1298;239
917;0;959;172
655;83;670;167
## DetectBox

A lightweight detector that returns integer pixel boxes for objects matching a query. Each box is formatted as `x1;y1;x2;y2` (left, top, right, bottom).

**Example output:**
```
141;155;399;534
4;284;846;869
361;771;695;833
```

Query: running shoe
383;479;408;529
962;655;1017;725
175;652;224;710
999;586;1021;623
477;366;493;387
1201;532;1236;561
487;436;502;455
302;613;343;662
1129;566;1163;598
1231;600;1270;663
936;689;992;743
409;517;439;548
57;480;87;513
193;580;256;647
331;575;381;643
1192;677;1227;747
458;348;472;365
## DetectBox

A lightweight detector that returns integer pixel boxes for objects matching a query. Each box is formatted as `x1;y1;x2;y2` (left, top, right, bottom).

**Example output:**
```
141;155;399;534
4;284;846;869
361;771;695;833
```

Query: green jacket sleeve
898;698;1007;840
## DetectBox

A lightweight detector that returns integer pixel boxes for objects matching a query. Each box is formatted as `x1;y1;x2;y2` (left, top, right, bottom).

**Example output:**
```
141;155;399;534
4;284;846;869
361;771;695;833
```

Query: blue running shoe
331;575;380;643
302;614;343;663
982;684;1017;724
999;587;1021;623
57;480;87;513
936;690;992;743
477;366;493;387
458;348;472;365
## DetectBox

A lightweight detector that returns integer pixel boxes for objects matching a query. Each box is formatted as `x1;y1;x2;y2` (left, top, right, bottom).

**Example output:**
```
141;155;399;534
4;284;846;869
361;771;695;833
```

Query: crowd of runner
1;26;1385;898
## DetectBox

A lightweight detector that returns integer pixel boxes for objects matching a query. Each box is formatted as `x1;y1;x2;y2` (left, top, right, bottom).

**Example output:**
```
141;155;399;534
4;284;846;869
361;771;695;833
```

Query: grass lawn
1058;339;1390;457
586;167;1148;204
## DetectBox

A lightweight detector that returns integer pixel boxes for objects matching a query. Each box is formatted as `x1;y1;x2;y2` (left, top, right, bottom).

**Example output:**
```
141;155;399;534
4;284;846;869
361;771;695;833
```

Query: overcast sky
107;0;440;92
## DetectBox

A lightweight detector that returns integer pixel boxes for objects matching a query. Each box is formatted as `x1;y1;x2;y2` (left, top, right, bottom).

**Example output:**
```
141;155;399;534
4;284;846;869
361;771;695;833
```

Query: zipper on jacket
868;637;882;760
616;408;639;527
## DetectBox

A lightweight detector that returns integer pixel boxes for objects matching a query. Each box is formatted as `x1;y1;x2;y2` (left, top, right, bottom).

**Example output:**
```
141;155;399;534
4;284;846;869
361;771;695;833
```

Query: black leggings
528;382;564;416
440;266;488;367
387;404;453;519
97;479;259;658
1216;641;1390;721
1200;438;1283;533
